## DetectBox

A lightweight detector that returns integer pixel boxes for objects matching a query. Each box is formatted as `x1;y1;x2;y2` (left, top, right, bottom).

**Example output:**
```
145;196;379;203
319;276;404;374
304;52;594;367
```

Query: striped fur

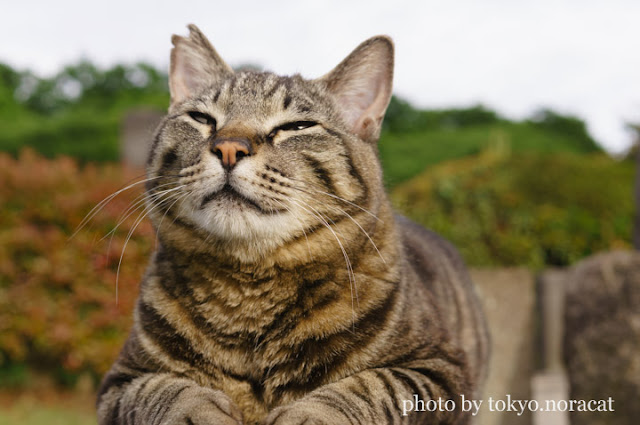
97;25;489;425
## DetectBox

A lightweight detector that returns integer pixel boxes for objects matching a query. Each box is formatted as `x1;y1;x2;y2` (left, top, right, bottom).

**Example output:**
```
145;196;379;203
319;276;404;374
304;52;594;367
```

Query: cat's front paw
161;386;243;425
263;401;347;425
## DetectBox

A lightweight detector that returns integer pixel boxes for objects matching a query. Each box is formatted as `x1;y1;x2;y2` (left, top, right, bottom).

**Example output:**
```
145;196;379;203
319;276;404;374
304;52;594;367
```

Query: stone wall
563;251;640;425
470;251;640;425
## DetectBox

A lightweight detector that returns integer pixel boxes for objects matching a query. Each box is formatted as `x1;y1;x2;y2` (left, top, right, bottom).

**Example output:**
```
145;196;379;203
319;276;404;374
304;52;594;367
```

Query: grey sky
2;0;639;153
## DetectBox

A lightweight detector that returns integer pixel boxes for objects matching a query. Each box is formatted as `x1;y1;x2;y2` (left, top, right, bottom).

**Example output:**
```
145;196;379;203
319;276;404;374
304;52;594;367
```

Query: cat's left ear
170;24;233;104
319;36;394;142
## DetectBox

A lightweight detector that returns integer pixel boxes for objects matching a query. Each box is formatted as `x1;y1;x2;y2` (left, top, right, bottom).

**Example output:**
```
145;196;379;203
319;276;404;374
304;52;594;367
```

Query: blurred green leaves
392;148;634;268
0;61;169;162
379;97;602;187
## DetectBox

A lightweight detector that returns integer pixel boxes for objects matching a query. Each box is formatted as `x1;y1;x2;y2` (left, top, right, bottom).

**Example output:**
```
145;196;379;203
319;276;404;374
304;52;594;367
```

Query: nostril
236;150;247;161
213;147;223;161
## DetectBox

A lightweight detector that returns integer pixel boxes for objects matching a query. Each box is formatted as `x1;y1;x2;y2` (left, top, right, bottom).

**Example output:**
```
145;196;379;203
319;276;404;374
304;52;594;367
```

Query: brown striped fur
97;25;489;425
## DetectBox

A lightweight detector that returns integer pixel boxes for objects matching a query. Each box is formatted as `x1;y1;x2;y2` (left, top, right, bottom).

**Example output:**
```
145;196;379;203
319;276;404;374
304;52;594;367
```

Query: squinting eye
188;111;216;127
268;121;318;140
267;121;318;141
278;121;317;132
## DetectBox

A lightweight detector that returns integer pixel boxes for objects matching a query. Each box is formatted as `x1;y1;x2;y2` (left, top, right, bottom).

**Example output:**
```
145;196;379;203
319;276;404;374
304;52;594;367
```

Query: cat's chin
199;184;279;215
184;200;300;246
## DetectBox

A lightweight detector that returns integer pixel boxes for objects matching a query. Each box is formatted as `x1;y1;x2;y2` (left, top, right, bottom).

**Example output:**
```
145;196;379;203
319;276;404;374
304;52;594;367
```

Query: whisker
327;204;386;264
114;188;186;303
115;206;150;303
103;187;182;263
70;175;179;240
271;197;313;261
310;189;382;223
155;191;192;239
285;178;381;222
288;198;358;329
101;185;186;242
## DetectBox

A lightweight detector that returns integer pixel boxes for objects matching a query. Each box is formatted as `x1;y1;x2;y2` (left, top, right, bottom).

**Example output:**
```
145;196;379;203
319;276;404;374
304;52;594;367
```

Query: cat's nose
211;138;251;169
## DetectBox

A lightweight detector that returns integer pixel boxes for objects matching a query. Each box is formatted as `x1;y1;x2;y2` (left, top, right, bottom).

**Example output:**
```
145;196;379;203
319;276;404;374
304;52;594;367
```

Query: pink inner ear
171;46;210;104
337;69;390;137
170;42;215;104
169;27;234;105
339;92;372;129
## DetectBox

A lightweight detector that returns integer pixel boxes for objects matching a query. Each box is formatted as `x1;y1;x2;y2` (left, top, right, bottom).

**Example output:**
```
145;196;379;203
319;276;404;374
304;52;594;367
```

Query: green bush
379;121;602;187
0;60;168;163
383;97;501;133
0;114;120;162
527;108;600;152
391;148;634;268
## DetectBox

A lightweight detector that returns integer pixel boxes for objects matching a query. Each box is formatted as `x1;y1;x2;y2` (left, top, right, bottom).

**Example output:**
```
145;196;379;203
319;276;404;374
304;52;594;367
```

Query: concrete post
121;109;164;168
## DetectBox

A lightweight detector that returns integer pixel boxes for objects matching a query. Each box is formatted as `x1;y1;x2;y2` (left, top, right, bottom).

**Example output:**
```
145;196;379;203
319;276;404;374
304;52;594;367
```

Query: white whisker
70;175;168;239
285;178;381;222
310;189;381;223
288;198;358;329
155;191;192;239
327;204;386;264
101;185;185;242
271;198;313;261
114;186;186;303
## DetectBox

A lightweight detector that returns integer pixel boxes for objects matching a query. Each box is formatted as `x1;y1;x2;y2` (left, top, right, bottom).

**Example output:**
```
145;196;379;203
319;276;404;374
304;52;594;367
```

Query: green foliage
0;150;151;385
13;61;169;116
0;113;120;162
0;363;30;388
391;149;634;268
0;63;24;117
379;97;602;187
527;108;600;153
379;121;602;187
0;61;169;162
383;96;501;133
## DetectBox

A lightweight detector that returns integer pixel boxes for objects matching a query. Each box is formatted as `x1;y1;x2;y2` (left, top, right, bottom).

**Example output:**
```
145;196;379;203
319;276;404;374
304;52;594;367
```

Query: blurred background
1;1;639;424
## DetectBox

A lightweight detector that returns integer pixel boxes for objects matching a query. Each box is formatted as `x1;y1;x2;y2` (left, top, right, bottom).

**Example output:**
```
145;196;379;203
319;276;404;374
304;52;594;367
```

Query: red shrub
0;149;154;382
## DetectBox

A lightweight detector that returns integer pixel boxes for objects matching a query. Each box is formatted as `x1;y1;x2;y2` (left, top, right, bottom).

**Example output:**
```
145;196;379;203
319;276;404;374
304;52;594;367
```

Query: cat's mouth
200;184;272;214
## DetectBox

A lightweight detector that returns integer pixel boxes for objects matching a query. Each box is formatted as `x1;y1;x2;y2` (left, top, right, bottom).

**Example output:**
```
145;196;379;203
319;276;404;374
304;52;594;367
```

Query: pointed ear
319;36;394;142
169;24;233;104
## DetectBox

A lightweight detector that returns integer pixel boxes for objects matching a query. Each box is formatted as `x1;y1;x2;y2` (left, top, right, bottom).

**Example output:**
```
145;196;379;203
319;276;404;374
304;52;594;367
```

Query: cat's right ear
169;24;233;104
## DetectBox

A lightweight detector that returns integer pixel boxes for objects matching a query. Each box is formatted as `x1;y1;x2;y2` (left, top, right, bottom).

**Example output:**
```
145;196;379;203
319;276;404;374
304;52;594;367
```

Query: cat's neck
150;200;401;299
155;195;399;269
148;222;401;349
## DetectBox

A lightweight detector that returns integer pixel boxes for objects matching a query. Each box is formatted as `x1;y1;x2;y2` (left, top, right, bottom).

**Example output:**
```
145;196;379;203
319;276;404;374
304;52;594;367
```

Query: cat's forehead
231;71;300;91
205;72;321;108
188;70;331;125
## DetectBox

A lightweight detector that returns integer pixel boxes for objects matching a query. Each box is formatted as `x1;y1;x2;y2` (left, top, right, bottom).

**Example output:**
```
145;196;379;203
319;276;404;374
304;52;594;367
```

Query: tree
0;63;23;116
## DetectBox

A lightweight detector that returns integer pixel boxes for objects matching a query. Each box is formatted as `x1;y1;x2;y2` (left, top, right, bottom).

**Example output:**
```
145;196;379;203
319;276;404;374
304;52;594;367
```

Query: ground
0;389;96;425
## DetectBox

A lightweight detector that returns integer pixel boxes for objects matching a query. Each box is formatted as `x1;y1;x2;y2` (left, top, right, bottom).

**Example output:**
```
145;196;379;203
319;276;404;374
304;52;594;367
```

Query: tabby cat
96;25;489;425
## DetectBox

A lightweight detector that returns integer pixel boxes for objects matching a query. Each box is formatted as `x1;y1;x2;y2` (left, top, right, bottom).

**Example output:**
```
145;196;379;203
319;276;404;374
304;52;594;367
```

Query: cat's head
147;24;394;262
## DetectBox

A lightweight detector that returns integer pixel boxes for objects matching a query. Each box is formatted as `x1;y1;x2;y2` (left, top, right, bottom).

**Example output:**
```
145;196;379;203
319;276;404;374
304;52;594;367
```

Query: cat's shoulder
394;213;468;276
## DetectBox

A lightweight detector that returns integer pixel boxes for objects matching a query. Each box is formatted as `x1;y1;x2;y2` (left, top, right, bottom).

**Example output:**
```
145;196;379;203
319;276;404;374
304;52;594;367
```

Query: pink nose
211;139;251;168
